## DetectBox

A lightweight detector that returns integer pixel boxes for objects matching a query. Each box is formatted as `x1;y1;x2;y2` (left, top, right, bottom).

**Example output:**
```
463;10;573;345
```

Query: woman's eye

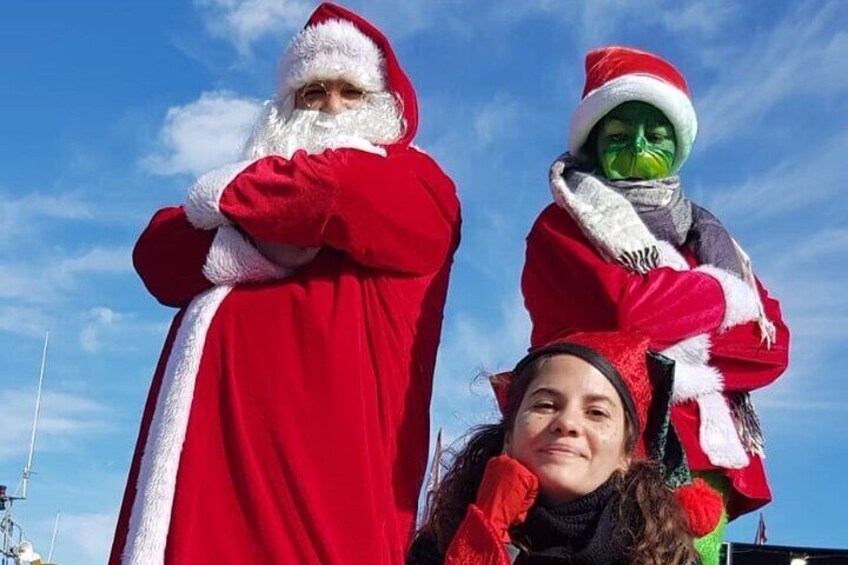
533;401;556;411
587;408;610;419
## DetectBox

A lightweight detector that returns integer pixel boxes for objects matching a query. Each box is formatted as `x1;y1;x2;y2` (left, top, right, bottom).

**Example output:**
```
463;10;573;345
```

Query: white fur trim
696;264;760;331
184;160;256;230
696;392;749;469
569;74;697;172
663;333;711;366
278;19;385;100
656;240;690;271
662;334;723;401
322;133;387;156
671;360;724;402
203;226;296;285
123;285;232;564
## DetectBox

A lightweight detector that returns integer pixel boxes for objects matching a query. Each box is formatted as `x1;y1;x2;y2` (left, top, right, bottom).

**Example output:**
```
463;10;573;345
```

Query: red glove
474;455;540;543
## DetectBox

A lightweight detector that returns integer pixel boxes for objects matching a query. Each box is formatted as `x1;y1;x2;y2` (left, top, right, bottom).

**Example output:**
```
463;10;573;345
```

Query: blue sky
1;1;846;562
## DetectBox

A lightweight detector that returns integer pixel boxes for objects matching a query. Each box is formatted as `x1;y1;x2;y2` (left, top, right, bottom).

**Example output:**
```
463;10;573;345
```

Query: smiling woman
409;330;716;565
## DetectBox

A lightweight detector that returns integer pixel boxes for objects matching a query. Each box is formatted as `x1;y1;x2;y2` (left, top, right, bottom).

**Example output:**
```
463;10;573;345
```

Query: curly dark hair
415;355;697;564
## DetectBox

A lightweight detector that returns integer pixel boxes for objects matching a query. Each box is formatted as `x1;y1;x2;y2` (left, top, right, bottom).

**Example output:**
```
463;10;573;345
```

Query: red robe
522;204;789;519
109;5;461;564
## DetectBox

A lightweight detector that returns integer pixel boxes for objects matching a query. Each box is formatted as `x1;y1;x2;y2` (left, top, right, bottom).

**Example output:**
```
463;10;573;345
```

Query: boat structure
1;334;60;565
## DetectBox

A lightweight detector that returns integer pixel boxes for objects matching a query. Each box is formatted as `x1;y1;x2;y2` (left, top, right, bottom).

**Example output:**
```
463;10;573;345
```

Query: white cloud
697;2;848;147
55;512;116;565
704;128;848;223
55;247;132;278
194;0;311;55
80;307;125;353
432;293;530;435
142;91;262;177
0;306;50;338
0;246;132;305
0;191;96;244
77;306;164;355
473;95;519;147
489;0;739;46
0;390;110;462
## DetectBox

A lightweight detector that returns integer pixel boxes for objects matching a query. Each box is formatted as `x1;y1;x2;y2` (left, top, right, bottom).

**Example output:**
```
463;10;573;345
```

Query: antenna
21;332;48;501
1;332;50;565
47;511;60;563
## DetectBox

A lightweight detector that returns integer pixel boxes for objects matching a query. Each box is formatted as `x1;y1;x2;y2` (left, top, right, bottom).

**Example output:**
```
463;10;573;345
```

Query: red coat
522;204;789;519
109;5;461;564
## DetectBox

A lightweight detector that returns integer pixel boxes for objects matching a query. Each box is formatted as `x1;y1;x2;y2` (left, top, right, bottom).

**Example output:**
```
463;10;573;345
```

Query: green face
595;101;677;180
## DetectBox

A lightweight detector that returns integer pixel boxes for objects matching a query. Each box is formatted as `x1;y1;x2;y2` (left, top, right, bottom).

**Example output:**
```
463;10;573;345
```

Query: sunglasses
298;81;366;109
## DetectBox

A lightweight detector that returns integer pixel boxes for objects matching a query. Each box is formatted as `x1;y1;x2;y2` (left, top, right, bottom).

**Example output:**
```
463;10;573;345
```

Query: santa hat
569;46;698;173
277;17;386;102
491;330;723;536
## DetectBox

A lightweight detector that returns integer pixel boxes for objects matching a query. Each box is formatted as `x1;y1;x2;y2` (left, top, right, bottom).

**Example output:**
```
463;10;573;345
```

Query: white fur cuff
202;226;294;285
184;160;255;230
696;265;760;330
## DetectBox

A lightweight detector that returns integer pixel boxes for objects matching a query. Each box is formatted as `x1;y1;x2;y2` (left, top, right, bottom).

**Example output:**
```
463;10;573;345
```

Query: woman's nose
550;409;581;436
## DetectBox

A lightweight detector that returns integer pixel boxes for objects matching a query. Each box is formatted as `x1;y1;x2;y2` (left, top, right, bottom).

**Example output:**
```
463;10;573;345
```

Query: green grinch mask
595;101;677;180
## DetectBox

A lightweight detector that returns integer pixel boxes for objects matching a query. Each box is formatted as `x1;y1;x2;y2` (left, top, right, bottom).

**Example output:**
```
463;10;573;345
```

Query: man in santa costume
109;4;460;563
521;46;789;564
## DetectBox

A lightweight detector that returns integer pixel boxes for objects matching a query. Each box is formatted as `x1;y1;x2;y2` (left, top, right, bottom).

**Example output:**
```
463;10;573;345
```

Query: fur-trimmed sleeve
134;207;216;308
708;277;790;392
204;149;460;276
522;205;728;349
134;207;293;308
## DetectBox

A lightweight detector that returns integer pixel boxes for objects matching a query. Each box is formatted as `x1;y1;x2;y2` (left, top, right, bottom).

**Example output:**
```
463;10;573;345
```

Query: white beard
242;92;405;160
239;92;404;269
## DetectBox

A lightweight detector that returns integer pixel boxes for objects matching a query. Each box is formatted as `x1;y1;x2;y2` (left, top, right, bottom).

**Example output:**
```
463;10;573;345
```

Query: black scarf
514;479;629;565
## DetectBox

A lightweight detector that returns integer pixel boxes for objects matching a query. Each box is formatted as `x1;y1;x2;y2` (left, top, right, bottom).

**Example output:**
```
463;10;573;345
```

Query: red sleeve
523;205;726;349
710;278;790;392
444;505;513;565
133;206;215;308
217;148;460;275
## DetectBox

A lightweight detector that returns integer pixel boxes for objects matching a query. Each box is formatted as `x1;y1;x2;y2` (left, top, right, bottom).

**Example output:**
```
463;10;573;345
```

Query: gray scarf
551;153;743;276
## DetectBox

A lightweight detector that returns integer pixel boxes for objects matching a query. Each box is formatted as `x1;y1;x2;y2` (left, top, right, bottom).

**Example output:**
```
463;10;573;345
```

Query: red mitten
474;455;540;543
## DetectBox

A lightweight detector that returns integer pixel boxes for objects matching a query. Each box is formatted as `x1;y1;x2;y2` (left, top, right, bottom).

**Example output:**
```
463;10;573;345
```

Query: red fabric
473;456;539;543
675;478;724;536
110;4;460;564
583;46;691;98
109;312;185;565
133;207;215;307
522;204;789;519
444;505;513;565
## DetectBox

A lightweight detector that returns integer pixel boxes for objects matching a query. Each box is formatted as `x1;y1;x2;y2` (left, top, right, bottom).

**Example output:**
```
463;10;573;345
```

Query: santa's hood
278;2;418;146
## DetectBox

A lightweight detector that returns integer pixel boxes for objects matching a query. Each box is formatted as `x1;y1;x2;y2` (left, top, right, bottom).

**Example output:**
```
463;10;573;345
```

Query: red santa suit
521;47;789;521
109;4;461;564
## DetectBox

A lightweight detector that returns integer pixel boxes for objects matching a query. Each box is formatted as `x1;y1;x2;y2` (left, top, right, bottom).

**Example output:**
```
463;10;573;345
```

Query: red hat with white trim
277;6;387;101
569;46;698;173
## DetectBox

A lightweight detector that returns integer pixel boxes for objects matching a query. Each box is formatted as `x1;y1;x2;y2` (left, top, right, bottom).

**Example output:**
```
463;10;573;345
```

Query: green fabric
692;471;730;565
596;101;677;180
645;352;691;488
